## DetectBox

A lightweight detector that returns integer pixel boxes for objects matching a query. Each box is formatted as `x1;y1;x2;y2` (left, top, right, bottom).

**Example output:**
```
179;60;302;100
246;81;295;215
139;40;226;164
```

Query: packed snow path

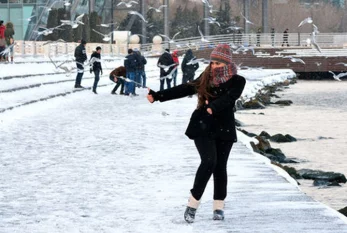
1;58;346;232
1;85;347;233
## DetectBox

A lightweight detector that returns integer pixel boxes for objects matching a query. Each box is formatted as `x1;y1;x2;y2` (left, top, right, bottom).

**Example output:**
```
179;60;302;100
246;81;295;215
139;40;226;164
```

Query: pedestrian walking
74;39;87;88
89;46;103;94
146;44;246;223
271;27;275;47
256;28;261;47
282;28;289;47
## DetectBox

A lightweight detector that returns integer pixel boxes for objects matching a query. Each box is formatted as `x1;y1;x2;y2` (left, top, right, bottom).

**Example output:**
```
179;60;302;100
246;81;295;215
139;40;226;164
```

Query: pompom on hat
210;44;232;64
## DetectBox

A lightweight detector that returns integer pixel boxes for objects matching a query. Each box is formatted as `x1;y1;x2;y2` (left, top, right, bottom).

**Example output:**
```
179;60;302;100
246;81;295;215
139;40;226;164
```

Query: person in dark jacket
110;66;126;95
256;28;261;47
282;28;289;47
157;48;175;91
147;44;246;223
181;49;199;85
124;48;138;96
4;21;14;63
133;48;143;88
74;39;87;88
271;27;275;47
136;50;147;88
89;46;103;94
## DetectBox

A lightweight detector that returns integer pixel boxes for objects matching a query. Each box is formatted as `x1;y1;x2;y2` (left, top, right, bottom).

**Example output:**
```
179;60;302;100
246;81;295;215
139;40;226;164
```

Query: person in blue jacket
124;49;138;96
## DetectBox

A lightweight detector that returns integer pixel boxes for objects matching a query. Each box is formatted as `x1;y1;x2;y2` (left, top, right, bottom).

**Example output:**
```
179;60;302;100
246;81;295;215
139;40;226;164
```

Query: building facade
0;0;110;40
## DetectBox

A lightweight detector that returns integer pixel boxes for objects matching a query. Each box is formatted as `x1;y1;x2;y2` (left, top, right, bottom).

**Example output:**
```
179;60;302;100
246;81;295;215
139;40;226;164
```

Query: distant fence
11;33;347;57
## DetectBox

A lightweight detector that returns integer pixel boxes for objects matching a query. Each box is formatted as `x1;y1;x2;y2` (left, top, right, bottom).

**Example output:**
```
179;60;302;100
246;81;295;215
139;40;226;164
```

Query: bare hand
205;100;212;115
147;87;154;103
114;77;118;82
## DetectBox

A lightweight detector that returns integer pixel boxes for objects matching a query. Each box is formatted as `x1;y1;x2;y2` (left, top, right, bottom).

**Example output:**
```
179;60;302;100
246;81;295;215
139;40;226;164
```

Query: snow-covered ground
1;57;347;232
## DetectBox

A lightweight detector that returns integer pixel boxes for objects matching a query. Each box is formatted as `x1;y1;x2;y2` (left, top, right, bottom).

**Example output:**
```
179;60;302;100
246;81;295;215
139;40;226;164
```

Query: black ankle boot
93;90;98;94
213;209;224;220
184;206;197;223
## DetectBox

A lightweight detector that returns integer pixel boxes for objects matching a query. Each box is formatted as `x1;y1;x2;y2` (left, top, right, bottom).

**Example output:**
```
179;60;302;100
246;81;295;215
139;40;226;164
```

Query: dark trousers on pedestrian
75;63;84;87
191;136;234;201
172;69;178;87
160;77;172;91
92;69;100;92
182;73;195;84
110;75;125;94
282;38;289;47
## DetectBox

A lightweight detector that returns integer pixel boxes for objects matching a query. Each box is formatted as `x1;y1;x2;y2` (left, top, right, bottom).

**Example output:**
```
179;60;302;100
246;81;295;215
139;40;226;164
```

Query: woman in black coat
147;44;246;223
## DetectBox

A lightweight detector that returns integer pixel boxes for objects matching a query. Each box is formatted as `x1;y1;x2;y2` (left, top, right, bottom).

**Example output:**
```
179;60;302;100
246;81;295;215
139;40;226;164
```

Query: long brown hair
192;65;214;109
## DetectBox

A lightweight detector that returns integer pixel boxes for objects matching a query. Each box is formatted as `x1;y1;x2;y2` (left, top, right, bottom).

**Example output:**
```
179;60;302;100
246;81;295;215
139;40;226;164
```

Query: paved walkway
0;83;346;233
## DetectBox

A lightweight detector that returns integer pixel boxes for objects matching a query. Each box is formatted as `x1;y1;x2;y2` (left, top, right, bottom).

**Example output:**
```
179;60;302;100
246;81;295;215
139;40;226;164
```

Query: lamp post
111;0;114;43
203;1;209;39
140;0;146;44
164;0;169;49
244;0;250;34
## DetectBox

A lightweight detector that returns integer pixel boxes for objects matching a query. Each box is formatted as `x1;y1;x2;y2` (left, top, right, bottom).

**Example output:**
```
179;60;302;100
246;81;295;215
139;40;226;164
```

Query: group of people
256;27;290;47
0;20;15;63
157;48;200;91
74;40;201;96
74;40;148;95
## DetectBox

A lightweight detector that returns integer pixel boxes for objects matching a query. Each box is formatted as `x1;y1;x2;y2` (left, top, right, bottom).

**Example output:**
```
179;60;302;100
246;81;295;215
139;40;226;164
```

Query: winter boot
184;195;200;223
213;200;224;220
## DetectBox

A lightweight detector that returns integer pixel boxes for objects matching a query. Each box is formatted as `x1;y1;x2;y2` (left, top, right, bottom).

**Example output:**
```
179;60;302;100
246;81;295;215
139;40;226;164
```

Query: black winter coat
90;52;102;71
157;51;175;77
124;53;137;72
150;73;246;141
74;44;87;63
181;50;199;75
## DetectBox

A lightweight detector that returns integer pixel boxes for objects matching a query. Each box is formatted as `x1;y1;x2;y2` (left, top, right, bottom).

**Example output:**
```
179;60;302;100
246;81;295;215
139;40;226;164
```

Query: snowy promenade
1;59;347;232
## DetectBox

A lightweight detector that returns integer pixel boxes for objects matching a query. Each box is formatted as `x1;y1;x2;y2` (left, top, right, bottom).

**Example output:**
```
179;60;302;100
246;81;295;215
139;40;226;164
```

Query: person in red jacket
0;20;6;62
171;50;179;87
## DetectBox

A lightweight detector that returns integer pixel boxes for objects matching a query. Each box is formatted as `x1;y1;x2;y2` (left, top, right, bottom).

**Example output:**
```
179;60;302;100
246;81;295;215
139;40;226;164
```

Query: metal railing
8;33;347;57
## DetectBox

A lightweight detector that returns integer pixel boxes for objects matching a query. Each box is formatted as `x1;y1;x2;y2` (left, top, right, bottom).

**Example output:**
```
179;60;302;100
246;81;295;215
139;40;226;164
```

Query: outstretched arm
147;75;202;103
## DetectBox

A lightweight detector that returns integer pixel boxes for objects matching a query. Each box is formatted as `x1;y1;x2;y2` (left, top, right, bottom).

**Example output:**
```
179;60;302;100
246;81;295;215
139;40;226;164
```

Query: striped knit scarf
210;63;237;87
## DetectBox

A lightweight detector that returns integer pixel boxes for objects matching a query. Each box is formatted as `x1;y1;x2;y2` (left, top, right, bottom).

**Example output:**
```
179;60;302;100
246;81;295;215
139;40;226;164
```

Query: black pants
110;75;124;94
191;136;233;201
160;77;172;91
75;63;84;86
92;70;100;91
182;73;195;84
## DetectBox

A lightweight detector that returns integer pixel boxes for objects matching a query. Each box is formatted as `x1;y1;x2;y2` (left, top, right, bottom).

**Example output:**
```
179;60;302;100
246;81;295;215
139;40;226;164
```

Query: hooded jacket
74;43;87;63
181;49;199;75
157;51;175;77
4;22;14;46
